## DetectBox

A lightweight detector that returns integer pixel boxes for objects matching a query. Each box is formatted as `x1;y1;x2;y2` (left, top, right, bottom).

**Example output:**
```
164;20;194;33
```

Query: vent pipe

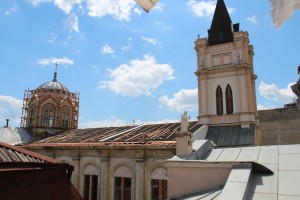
5;119;9;128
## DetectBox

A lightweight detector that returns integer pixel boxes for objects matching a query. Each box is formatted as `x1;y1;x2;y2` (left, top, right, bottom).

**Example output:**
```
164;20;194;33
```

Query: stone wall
24;145;175;200
258;105;300;145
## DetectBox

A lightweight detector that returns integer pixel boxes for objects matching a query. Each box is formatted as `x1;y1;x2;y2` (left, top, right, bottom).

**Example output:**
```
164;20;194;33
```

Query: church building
10;0;300;199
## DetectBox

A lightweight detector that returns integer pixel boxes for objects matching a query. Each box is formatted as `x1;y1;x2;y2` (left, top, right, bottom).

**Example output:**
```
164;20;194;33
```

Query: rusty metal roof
0;143;82;199
0;142;56;163
26;121;200;147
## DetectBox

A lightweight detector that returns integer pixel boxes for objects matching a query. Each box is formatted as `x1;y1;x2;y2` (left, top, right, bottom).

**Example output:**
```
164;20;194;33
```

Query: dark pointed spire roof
207;0;239;46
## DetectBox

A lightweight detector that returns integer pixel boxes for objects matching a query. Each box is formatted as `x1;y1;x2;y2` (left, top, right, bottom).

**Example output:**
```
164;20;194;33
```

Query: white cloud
247;15;257;24
155;20;172;30
101;44;115;55
27;0;82;14
5;3;19;16
227;8;235;14
0;96;23;127
145;119;181;124
91;65;100;74
133;7;142;16
187;0;216;17
187;0;235;18
99;54;174;97
48;33;72;46
159;89;198;112
63;12;79;32
87;0;136;21
28;0;140;22
141;36;159;45
121;43;132;52
79;116;182;128
121;38;132;52
26;0;52;6
79;116;129;128
152;2;165;12
259;82;296;103
37;57;74;66
257;104;274;111
54;0;82;14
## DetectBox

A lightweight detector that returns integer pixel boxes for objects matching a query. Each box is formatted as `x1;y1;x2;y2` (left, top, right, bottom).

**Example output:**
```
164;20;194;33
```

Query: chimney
5;119;9;128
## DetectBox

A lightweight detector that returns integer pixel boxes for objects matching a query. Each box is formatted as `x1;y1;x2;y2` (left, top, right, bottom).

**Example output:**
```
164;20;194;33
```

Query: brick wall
258;105;300;145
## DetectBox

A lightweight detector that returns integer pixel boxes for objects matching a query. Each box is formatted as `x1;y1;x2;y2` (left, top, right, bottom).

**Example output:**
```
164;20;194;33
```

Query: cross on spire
53;62;59;82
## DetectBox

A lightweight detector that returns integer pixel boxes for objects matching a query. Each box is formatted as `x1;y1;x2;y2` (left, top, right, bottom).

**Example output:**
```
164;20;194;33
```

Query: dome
37;81;69;92
36;72;69;92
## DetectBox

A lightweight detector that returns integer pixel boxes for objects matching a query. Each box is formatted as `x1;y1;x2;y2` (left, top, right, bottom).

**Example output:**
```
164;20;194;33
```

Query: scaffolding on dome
20;88;80;134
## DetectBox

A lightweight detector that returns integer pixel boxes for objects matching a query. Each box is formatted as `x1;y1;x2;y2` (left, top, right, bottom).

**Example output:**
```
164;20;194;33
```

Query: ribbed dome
36;72;69;92
37;81;69;92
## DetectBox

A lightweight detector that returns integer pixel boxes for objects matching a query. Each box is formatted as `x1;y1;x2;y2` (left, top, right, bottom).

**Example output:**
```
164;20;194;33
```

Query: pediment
39;94;59;106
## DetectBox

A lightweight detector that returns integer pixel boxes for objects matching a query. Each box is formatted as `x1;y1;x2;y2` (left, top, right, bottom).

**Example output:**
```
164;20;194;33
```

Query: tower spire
208;0;239;46
53;62;59;82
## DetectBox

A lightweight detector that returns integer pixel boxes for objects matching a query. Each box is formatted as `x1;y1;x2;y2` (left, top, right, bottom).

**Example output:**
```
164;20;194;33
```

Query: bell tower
194;0;260;145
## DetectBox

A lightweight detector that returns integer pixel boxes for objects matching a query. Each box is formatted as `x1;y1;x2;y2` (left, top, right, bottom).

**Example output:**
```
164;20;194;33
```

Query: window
216;86;223;115
84;175;98;200
61;106;70;129
114;177;131;200
151;179;167;200
226;84;233;114
29;107;36;126
42;104;54;127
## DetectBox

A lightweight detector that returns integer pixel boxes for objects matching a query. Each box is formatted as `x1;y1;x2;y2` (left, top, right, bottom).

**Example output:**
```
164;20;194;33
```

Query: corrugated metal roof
0;127;32;145
205;125;255;146
26;121;200;147
0;141;81;199
0;142;56;163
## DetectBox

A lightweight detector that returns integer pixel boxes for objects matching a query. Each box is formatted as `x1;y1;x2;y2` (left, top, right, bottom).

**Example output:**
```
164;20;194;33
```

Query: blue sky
0;0;299;128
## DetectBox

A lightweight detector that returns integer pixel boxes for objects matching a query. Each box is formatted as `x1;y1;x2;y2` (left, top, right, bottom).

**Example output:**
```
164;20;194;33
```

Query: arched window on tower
216;86;223;115
29;106;37;126
226;84;233;114
42;104;54;127
61;106;70;129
